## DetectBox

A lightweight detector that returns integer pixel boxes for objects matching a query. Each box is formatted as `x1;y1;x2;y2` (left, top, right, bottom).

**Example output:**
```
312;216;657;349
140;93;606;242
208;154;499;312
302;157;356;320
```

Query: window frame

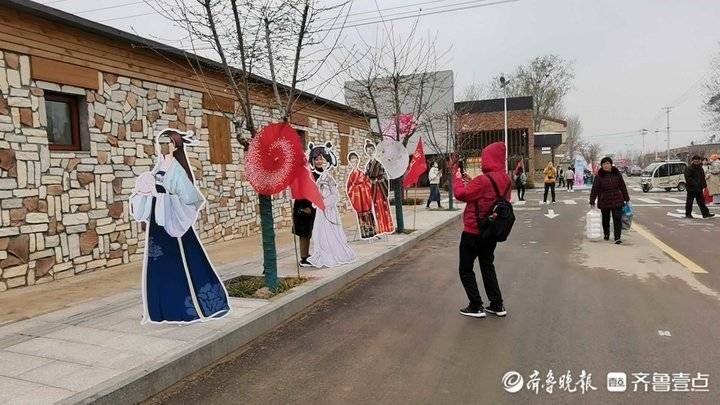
45;92;81;151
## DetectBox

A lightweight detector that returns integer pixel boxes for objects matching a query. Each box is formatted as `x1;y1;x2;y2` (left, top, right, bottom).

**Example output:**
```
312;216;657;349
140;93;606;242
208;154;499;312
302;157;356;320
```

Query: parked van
640;161;687;192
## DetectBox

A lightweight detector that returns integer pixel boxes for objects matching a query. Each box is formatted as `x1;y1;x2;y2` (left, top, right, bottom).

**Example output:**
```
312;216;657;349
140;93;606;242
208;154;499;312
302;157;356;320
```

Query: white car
640;161;687;192
629;165;642;176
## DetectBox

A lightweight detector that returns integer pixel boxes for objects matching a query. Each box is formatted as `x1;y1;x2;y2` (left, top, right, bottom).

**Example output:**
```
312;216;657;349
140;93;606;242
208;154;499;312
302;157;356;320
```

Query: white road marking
544;209;559;219
512;200;527;205
563;200;577;205
658;330;672;337
663;197;686;204
637;198;661;204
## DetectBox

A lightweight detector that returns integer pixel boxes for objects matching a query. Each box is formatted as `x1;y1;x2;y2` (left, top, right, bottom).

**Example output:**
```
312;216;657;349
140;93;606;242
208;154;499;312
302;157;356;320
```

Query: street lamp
500;76;510;173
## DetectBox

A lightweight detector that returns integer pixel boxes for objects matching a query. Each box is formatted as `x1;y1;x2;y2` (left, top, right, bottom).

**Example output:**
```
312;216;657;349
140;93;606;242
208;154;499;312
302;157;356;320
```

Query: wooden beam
202;92;236;114
30;56;98;90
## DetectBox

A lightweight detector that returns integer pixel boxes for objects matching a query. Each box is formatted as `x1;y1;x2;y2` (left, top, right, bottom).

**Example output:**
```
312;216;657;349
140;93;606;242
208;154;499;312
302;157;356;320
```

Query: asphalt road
147;185;720;405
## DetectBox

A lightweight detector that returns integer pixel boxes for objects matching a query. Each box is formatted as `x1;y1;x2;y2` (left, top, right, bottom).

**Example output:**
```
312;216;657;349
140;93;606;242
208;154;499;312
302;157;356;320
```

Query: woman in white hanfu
131;129;230;325
306;143;356;268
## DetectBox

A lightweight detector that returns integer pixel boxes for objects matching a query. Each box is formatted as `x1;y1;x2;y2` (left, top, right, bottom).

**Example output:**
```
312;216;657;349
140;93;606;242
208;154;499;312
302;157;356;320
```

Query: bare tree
484;54;575;131
565;114;583;159
147;0;351;290
342;21;449;232
579;141;602;167
703;45;720;134
459;82;488;102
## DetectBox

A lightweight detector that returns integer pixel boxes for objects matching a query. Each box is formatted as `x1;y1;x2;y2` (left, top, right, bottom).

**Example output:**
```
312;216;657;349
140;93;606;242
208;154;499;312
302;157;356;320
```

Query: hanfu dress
131;159;230;324
307;171;356;267
366;158;395;235
346;167;377;239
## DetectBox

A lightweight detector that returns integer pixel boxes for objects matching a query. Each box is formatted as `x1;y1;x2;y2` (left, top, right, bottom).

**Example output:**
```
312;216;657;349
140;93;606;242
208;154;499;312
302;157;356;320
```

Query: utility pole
663;106;672;162
640;128;647;167
654;129;659;162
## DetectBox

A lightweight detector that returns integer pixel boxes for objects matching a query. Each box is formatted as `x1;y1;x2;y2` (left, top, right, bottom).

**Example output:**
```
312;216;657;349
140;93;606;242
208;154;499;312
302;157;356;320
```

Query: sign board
542;150;552;155
541;147;552;152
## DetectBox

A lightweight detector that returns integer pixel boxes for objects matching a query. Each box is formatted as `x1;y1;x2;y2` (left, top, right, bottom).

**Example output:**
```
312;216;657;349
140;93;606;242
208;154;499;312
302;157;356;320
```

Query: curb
61;213;462;404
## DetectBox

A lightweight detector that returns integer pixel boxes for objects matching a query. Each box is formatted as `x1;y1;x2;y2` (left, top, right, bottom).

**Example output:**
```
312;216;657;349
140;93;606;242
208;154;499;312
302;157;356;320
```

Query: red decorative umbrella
246;123;305;195
245;123;324;210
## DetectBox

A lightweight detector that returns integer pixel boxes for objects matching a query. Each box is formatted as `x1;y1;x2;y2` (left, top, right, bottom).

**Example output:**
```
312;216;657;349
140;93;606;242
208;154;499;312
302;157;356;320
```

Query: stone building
0;0;370;291
454;97;535;182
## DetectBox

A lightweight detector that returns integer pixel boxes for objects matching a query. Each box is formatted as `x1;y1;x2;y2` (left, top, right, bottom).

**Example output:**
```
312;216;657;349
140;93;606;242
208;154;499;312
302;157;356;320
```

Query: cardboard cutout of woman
364;139;395;235
346;151;377;239
131;129;230;325
306;143;356;268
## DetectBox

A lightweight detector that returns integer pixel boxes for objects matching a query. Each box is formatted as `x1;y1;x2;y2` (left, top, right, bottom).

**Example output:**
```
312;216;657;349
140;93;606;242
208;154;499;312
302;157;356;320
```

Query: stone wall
0;49;368;292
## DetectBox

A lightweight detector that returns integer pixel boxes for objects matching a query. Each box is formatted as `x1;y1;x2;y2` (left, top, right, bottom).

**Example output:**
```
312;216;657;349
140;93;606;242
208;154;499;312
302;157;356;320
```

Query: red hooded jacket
453;142;512;235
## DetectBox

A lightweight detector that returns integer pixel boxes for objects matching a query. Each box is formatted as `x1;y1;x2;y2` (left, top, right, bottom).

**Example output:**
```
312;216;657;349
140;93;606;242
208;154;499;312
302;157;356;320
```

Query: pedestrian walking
684;155;715;218
515;166;527;201
558;168;566;188
543;162;557;204
707;157;720;205
426;162;443;209
565;167;575;191
589;157;630;244
453;142;511;319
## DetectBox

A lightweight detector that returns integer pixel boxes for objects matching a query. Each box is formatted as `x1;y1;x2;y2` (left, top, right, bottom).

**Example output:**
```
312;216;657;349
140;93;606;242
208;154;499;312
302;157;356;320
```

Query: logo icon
502;371;524;393
607;372;627;392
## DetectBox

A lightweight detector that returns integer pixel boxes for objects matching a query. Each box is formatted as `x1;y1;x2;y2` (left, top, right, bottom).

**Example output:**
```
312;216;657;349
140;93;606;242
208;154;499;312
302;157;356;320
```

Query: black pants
567;179;574;191
458;232;502;310
601;207;623;241
685;191;710;217
516;184;525;201
543;183;556;202
559;177;565;187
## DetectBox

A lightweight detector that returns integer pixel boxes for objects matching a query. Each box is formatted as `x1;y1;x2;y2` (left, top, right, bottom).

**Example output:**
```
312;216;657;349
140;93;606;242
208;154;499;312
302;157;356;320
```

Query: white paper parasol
376;139;409;180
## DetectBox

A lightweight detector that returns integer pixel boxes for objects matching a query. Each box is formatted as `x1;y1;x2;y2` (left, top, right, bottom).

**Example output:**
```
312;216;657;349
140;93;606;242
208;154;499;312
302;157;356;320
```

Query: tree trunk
393;178;404;233
448;176;454;210
259;194;278;291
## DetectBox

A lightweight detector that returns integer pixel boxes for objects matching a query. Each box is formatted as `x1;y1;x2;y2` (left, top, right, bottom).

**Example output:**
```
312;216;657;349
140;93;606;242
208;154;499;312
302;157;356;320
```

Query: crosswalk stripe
663;198;685;204
563;200;576;205
637;198;661;204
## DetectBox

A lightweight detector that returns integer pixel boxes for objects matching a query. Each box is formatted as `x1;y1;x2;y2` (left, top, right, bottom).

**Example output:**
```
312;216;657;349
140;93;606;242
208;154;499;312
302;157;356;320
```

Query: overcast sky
46;0;720;156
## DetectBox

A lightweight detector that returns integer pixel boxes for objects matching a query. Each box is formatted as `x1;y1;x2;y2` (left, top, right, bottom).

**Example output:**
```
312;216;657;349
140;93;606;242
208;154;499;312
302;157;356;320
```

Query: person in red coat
590;157;630;244
452;142;512;319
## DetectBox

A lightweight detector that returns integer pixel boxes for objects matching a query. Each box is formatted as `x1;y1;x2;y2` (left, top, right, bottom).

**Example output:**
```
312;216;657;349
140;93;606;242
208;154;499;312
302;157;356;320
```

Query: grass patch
225;276;309;298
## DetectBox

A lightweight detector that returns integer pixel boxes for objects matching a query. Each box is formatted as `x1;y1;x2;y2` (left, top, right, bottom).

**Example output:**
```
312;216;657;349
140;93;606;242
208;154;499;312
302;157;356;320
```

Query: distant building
536;116;568;169
454;97;536;183
344;70;455;157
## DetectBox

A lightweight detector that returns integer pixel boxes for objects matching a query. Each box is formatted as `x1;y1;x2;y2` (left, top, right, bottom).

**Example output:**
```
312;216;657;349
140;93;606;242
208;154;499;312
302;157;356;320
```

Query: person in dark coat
684;155;714;218
589;157;630;244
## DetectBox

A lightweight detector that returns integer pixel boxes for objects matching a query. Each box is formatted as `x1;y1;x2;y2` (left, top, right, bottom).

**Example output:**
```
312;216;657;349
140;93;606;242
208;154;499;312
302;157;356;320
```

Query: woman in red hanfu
364;140;395;235
346;152;377;239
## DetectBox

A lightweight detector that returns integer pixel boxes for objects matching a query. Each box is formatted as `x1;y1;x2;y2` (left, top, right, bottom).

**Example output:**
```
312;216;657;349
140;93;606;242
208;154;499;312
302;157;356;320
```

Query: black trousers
685;191;710;217
459;232;503;310
516;184;525;201
567;179;574;190
559;177;566;187
543;183;556;202
601;207;623;241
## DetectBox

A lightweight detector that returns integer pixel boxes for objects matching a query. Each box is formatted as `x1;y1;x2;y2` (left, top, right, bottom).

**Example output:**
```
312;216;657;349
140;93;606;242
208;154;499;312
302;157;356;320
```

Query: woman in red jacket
590;157;630;244
453;142;512;319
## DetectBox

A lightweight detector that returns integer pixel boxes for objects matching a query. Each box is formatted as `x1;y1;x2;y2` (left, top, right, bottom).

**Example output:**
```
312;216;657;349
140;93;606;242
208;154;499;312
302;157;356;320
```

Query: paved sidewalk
0;202;462;404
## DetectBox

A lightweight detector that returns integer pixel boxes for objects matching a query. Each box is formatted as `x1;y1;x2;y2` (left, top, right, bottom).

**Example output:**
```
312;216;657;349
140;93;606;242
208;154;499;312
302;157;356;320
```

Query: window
671;163;686;176
45;93;81;151
207;115;232;164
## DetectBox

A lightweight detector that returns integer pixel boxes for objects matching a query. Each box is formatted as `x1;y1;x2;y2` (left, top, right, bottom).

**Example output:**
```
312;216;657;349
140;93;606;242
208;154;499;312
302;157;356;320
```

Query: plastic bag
586;209;603;241
621;202;634;230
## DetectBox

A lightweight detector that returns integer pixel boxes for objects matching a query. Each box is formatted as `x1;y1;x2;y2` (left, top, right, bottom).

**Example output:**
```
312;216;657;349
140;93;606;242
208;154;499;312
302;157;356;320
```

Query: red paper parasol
246;123;305;195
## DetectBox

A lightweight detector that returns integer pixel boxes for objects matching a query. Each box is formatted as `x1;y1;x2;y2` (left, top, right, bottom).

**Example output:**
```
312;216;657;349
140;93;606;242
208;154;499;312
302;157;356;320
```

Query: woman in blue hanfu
131;128;230;325
306;142;356;268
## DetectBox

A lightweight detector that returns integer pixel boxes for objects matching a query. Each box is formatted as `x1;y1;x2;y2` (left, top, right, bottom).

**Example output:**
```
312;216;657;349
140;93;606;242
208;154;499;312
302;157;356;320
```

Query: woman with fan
131;129;230;324
306;143;356;268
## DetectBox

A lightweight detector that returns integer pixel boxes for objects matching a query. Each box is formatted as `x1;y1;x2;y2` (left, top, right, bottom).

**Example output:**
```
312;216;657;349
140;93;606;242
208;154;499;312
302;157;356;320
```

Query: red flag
403;139;428;188
290;166;325;211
